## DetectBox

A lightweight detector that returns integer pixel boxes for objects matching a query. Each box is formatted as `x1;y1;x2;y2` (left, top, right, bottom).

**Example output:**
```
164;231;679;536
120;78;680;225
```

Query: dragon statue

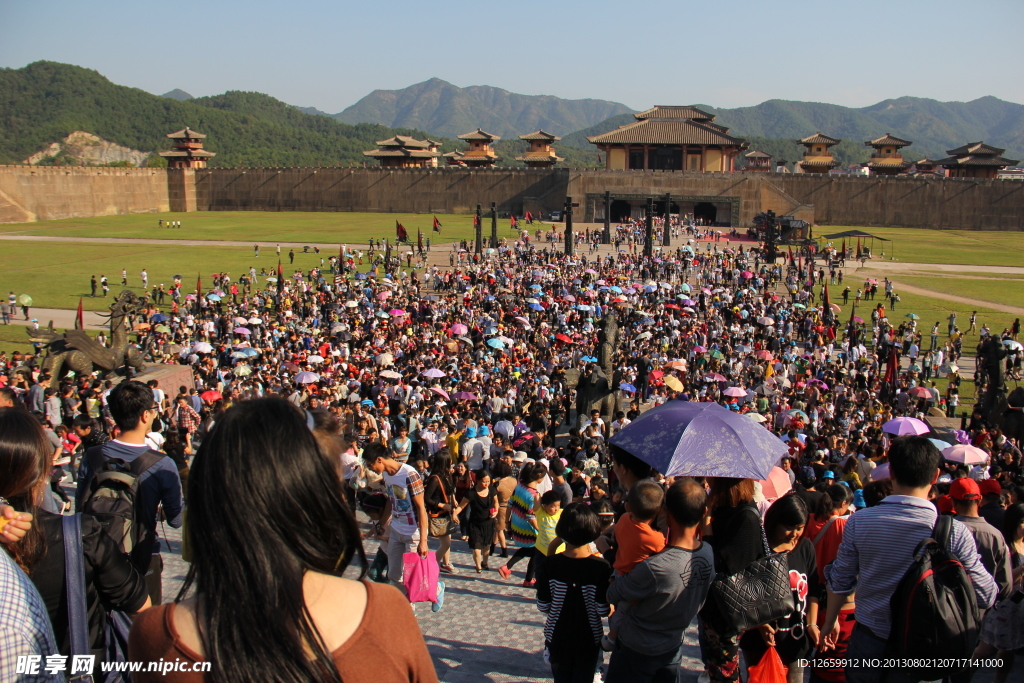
28;290;147;379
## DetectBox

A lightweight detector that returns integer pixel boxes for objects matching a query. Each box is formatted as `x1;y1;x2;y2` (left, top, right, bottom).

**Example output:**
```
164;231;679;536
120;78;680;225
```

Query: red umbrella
909;386;932;398
556;334;573;344
664;303;681;310
758;466;792;500
200;390;223;402
650;370;665;379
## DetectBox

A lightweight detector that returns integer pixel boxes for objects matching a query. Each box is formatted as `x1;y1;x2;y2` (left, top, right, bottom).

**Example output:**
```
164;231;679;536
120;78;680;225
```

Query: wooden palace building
515;130;563;168
933;142;1020;179
444;129;500;167
159;128;215;169
862;133;912;175
795;133;841;174
587;106;748;172
363;135;442;168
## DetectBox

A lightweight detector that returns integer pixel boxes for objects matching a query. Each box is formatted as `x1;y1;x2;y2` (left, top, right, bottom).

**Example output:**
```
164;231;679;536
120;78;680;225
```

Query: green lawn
822;227;1024;267
0;211;489;244
0;241;421;311
896;275;1024;311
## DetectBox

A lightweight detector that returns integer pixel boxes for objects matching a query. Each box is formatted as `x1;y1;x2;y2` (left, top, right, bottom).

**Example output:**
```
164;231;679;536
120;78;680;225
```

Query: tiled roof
519;130;561;141
515;152;564;162
933;154;1020;167
945;141;1007;157
798;133;840;146
159;149;215;157
457;129;501;142
443;151;464;158
864;159;911;169
797;157;840;168
633;105;714;121
745;150;771;158
363;149;439;158
587;118;746;147
374;135;433;149
166;127;206;139
866;133;911;148
913;158;936;167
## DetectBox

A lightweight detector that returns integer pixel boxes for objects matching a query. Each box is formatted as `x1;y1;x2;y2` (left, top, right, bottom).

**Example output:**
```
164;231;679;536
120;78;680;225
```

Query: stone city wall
0;165;169;223
0;164;1021;231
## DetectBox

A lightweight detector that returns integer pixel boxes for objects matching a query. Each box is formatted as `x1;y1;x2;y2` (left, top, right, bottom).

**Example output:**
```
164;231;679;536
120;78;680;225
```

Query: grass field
0;211;490;244
822;227;1024;267
0;241;366;311
896;275;1024;310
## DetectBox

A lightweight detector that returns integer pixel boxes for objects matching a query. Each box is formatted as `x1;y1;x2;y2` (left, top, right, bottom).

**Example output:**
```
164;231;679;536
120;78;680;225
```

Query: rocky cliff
24;131;152;167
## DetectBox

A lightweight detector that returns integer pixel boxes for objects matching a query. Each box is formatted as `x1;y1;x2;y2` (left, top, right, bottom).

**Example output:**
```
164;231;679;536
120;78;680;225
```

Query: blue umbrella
644;285;657;293
580;355;599;362
237;347;259;357
530;284;543;290
151;313;169;323
206;293;221;301
361;399;375;406
639;317;655;325
609;401;789;479
529;303;544;311
355;272;367;280
609;286;623;294
619;382;637;393
486;338;505;349
928;437;954;451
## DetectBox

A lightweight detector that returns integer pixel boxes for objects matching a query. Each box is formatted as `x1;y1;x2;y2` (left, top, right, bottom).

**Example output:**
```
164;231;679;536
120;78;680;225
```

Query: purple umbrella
421;368;446;378
453;391;477;400
294;371;320;384
882;417;929;436
234;327;251;335
609;401;789;479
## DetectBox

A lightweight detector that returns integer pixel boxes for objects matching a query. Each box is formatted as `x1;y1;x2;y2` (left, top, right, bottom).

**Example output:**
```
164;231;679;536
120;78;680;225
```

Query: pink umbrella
421;368;446;378
941;444;989;466
450;323;468;335
882;417;929;436
723;387;747;398
388;309;406;316
758;466;792;500
704;373;727;382
234;327;251;335
871;463;890;482
376;291;390;300
514;316;530;325
692;345;707;353
429;387;450;400
453;391;477;400
755;350;773;360
564;295;577;302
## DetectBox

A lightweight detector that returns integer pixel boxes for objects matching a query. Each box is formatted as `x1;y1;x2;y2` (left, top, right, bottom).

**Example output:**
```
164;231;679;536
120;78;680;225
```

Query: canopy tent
819;230;890;241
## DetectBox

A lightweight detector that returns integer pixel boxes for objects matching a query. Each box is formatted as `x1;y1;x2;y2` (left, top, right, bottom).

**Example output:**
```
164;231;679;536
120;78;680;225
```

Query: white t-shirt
383;463;424;536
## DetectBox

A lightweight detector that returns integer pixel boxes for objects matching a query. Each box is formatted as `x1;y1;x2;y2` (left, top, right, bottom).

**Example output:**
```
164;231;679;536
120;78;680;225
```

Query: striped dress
508;484;538;547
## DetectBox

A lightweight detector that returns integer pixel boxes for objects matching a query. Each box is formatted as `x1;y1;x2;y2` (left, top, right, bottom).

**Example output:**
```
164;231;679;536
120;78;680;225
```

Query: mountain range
1;62;1021;170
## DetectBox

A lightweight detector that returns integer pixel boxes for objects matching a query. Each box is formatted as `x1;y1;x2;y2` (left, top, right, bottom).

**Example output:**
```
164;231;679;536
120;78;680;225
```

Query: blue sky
1;0;1021;112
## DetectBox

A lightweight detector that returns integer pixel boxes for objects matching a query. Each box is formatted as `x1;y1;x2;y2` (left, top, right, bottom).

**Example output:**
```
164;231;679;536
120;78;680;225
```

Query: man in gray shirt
606;479;715;683
950;477;1014;600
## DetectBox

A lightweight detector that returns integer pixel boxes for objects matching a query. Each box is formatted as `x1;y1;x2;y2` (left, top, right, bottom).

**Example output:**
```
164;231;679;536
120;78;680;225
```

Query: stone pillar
644;197;654;258
602;190;612;244
167;168;197;213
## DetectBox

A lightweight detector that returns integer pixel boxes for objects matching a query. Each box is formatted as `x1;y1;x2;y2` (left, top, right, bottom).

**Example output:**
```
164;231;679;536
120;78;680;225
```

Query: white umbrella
248;317;263;325
380;370;402;379
307;355;325;364
192;342;213;354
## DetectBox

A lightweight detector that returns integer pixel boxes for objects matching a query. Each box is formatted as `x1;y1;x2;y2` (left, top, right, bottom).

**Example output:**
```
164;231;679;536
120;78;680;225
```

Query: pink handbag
402;552;440;604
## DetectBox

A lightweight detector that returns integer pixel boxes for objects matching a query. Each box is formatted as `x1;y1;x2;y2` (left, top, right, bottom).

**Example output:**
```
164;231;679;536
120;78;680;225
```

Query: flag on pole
822;283;831;310
473;213;480;226
432;216;442;232
277;260;283;294
525;211;533;223
196;272;202;297
417;229;423;251
510;215;518;228
856;237;862;256
395;221;407;242
787;245;793;262
75;297;84;330
841;238;846;256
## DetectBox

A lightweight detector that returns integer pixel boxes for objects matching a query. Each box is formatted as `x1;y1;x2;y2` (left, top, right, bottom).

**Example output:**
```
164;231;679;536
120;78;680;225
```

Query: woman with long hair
499;463;547;586
452;460;475;541
699;477;764;683
975;503;1024;683
424;449;457;573
453;469;498;573
128;398;437;682
739;494;820;683
490;459;517;559
0;407;150;661
804;483;853;584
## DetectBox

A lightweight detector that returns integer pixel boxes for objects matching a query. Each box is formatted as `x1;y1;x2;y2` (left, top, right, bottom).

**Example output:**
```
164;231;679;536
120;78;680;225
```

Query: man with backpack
821;436;996;682
75;381;184;605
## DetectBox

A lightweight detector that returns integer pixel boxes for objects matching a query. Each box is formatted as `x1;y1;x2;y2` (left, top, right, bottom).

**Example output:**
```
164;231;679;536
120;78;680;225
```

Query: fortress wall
0;166;169;223
194;167;570;216
0;164;1021;231
772;173;1024;231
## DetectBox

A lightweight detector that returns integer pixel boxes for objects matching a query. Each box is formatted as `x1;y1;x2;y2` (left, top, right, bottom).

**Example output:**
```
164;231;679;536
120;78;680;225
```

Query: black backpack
887;514;980;679
80;445;165;567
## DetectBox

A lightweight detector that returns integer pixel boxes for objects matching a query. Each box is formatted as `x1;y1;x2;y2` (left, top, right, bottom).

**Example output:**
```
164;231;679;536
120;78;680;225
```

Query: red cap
935;495;955;514
979;479;1002;497
949;478;981;501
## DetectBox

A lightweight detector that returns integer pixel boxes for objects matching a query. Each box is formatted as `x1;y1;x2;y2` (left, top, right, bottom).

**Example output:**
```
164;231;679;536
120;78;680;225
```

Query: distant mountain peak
335;79;633;138
162;89;193;101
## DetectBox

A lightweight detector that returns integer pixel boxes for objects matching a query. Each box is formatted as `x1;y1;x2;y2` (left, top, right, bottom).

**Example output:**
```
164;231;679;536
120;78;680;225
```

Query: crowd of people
2;227;1024;683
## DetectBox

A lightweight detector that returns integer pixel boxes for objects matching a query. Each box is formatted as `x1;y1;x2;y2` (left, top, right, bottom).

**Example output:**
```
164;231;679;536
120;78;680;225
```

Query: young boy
530;490;564;587
602;480;667;650
536;503;612;682
605;478;715;683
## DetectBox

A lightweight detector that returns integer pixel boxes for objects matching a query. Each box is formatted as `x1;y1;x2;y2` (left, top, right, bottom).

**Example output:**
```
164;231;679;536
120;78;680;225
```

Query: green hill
0;61;455;167
334;78;634;139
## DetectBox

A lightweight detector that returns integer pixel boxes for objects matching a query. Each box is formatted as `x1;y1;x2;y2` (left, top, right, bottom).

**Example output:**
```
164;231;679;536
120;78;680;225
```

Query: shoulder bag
427;475;458;537
707;512;796;634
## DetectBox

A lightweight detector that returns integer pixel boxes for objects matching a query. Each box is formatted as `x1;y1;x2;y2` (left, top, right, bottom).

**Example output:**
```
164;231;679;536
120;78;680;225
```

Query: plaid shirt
175;403;201;434
0;547;62;681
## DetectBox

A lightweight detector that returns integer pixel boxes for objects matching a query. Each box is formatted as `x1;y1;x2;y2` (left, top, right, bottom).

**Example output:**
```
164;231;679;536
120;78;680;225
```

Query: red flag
525;211;533;222
396;220;408;242
196;272;202;296
473;214;480;226
418;229;423;250
277;260;283;294
841;238;846;256
510;215;518;228
432;216;442;232
857;237;862;256
788;245;793;262
75;297;84;330
884;347;898;384
822;283;831;309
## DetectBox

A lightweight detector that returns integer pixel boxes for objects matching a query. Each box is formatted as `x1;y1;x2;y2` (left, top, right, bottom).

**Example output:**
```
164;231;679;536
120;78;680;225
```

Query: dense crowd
2;228;1023;683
